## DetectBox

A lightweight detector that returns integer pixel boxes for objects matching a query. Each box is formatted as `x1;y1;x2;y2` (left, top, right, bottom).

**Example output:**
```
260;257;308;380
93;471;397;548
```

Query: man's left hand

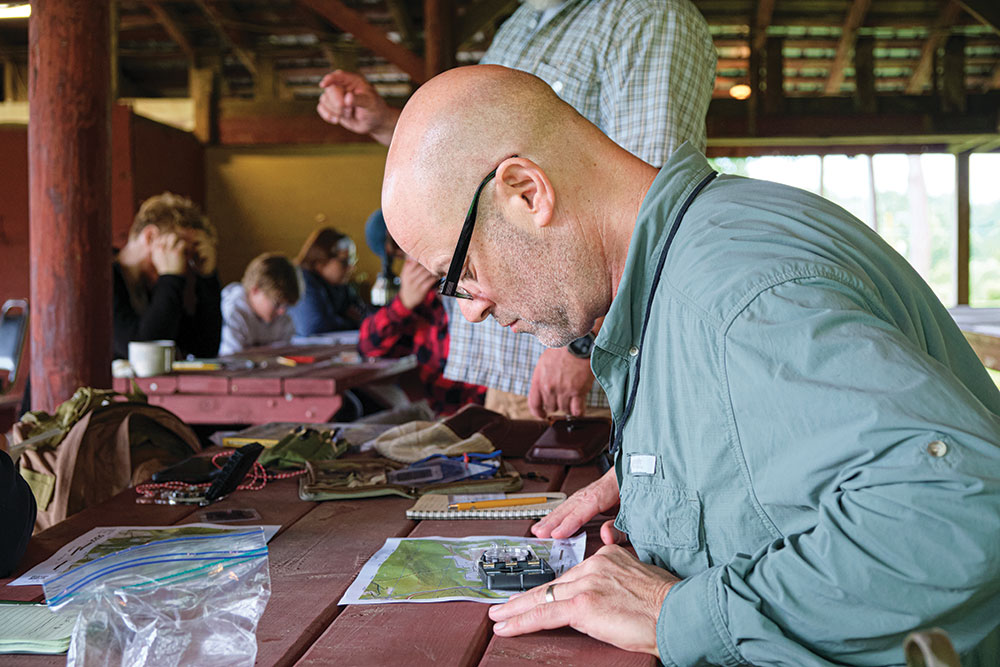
488;544;678;657
528;347;595;418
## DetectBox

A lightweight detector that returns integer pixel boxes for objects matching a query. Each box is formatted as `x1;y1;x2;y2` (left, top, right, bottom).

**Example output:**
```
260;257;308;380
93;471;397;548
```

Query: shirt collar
595;143;716;359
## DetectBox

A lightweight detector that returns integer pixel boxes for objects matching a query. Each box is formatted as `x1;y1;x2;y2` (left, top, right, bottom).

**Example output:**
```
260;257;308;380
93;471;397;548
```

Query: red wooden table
1;460;653;667
111;345;416;424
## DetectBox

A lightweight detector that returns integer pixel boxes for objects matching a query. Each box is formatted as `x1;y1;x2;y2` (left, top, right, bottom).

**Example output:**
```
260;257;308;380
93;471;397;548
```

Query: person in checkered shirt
357;210;486;415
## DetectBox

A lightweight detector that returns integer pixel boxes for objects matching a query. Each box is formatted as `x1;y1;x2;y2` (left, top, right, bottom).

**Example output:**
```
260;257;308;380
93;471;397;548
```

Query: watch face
569;334;593;358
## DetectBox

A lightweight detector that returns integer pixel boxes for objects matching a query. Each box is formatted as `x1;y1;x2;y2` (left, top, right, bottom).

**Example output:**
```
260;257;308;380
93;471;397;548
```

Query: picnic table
2;458;654;667
111;344;417;425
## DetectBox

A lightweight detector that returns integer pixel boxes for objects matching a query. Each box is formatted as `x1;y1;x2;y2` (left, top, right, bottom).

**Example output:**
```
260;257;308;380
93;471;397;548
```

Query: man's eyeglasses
439;156;516;300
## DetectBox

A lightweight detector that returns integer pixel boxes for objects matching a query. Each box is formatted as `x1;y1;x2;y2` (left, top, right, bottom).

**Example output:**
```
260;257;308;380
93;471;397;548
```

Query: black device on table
153;443;265;505
478;546;556;591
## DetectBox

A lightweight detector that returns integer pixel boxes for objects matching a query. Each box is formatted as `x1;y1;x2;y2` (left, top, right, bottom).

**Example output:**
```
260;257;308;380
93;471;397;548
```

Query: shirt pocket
533;61;599;123
615;476;710;578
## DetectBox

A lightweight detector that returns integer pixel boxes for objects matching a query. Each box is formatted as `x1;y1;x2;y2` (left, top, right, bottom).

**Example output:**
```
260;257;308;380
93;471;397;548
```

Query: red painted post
28;0;113;411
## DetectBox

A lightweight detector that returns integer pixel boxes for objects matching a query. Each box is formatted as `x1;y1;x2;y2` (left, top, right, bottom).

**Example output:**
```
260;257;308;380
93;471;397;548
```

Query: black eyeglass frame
439;156;517;300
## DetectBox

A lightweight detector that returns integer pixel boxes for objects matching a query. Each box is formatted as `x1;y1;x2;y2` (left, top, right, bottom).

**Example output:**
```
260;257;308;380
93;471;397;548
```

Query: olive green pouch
298;457;523;501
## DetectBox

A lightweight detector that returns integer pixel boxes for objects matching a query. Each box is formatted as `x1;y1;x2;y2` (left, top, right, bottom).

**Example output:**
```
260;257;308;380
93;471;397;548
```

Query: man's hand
488;544;678;657
528;346;595;418
531;467;619;539
151;232;187;276
398;259;438;310
316;70;401;146
189;230;217;276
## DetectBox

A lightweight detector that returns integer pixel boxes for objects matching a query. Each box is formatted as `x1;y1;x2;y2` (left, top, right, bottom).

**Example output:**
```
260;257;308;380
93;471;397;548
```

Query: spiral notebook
406;492;567;520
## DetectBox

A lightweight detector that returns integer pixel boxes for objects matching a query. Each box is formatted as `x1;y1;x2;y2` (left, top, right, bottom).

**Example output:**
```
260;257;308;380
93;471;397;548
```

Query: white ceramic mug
128;340;176;377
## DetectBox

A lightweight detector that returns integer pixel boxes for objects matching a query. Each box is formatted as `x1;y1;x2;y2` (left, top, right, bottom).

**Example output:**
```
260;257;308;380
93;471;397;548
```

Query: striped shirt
443;0;717;402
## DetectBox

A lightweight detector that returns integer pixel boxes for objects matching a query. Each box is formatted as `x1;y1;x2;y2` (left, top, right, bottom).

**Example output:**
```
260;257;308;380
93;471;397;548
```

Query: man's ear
495;158;554;229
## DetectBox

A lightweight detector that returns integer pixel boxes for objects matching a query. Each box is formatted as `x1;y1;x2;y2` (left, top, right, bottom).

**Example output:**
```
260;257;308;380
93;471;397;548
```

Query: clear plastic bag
42;528;270;667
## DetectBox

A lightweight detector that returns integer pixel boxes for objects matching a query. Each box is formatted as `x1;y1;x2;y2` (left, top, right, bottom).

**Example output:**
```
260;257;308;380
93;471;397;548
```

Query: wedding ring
544;583;557;604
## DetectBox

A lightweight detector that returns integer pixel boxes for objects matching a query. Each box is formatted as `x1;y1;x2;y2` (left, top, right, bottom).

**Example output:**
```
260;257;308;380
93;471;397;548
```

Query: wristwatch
567;332;596;359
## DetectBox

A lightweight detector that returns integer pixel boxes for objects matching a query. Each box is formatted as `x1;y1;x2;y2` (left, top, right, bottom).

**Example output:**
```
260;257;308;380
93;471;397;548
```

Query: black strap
610;170;718;456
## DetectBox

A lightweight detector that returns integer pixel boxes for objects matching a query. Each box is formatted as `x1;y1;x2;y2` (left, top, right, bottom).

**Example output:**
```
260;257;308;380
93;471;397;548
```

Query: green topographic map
360;538;558;601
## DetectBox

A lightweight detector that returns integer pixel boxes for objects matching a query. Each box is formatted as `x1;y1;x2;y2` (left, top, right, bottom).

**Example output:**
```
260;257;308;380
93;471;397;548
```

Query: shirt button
551;80;563;94
628;346;639;357
926;440;948;458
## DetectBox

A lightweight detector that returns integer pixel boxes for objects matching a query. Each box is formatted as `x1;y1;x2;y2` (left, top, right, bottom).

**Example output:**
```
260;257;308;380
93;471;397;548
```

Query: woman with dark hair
288;227;367;335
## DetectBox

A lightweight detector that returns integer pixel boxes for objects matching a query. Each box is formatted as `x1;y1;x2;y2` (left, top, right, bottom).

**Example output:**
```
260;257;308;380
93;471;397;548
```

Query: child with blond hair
219;253;301;355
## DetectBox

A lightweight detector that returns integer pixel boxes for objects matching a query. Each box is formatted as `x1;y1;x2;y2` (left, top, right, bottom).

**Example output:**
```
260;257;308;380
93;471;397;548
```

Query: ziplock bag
42;528;270;667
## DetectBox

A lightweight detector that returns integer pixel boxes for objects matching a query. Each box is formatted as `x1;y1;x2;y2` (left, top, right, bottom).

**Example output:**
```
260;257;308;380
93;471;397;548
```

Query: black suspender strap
610;170;718;456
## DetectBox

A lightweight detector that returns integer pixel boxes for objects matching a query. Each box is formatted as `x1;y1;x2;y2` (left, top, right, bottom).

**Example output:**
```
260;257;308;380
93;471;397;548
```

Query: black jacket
0;449;35;577
112;262;222;360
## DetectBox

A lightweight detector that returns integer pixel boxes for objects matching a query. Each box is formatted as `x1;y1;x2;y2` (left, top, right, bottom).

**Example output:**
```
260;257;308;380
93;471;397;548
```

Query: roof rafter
957;0;1000;37
296;0;426;84
904;0;963;94
142;0;195;61
192;0;257;75
824;0;872;94
752;0;776;53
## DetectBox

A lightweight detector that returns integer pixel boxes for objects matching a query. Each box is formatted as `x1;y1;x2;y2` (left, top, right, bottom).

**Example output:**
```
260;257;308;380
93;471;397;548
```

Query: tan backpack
11;387;201;532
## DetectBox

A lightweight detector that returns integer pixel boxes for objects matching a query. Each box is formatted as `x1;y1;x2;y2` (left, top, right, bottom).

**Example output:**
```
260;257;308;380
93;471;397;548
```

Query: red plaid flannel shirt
358;290;486;415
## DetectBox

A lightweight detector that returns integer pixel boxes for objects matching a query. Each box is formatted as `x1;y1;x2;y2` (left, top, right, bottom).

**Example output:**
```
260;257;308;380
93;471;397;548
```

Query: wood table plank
257;495;416;667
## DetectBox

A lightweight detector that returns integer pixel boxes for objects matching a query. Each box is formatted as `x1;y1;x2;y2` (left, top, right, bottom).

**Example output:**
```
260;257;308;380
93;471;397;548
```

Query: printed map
340;534;586;605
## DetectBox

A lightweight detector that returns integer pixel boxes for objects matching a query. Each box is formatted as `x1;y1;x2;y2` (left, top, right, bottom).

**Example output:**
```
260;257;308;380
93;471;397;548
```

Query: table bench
112;345;416;425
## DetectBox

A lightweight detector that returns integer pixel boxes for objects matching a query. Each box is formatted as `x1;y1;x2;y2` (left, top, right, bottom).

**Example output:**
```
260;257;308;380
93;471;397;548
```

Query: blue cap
365;209;388;262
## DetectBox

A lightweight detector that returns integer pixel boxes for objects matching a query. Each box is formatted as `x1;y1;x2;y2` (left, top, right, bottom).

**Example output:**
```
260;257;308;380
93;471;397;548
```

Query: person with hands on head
382;65;1000;666
317;0;717;421
358;210;486;415
113;192;222;360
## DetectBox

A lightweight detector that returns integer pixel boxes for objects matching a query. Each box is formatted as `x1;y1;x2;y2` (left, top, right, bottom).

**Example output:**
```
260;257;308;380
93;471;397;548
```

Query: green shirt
594;144;1000;666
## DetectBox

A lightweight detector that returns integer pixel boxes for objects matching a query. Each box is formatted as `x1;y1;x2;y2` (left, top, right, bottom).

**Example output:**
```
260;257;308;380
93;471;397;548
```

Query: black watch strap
567;332;596;359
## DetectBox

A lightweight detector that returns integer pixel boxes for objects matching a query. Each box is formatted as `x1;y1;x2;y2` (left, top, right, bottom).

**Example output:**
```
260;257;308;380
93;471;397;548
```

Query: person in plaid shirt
358;210;486;415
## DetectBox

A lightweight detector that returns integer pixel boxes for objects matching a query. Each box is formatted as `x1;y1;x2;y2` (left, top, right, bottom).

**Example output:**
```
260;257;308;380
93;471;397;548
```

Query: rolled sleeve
660;567;744;667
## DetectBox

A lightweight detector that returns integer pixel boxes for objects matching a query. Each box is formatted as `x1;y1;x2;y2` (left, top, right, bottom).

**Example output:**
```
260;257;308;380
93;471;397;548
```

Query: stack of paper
0;601;76;654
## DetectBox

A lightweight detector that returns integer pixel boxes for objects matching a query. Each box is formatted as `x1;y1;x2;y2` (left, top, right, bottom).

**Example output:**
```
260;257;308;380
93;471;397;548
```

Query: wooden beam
763;36;784;115
192;0;257;76
457;0;518;48
424;0;455;79
958;0;1000;37
956;150;970;305
29;0;113;409
218;98;382;145
255;54;276;101
824;0;872;94
752;0;776;52
190;64;219;144
142;0;195;61
905;0;963;94
853;36;877;113
941;34;966;112
296;0;426;84
384;0;418;50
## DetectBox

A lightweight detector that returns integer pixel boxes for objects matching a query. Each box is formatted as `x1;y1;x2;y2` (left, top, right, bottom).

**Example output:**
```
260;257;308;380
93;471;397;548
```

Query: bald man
382;65;1000;666
317;0;716;420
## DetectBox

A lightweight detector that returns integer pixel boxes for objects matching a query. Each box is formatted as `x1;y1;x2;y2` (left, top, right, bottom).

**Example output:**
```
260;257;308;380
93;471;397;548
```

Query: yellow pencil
448;496;549;511
276;356;298;367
